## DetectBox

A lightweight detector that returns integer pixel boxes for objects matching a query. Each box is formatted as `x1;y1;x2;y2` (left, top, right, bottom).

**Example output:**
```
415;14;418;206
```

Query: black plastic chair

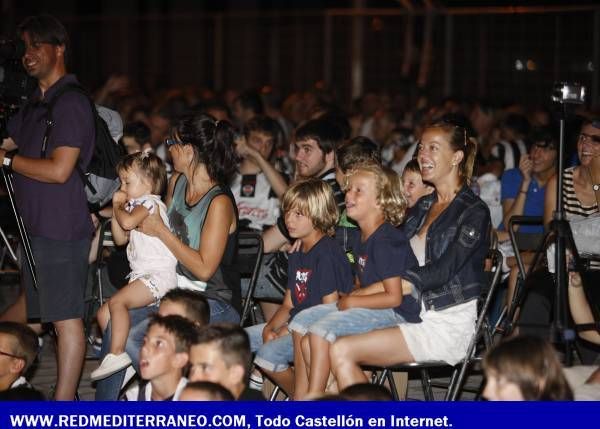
237;231;265;327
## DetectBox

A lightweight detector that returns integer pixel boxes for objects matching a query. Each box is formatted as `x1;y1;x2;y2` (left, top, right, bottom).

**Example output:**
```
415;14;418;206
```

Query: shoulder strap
508;140;522;169
137;381;149;401
41;83;98;191
41;83;90;158
198;185;228;232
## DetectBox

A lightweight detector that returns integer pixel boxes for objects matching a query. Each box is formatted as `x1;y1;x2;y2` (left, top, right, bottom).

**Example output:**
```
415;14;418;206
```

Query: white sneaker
90;353;132;381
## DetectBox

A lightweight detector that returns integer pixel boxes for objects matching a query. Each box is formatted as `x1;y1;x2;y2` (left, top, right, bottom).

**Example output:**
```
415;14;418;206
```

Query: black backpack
41;83;124;212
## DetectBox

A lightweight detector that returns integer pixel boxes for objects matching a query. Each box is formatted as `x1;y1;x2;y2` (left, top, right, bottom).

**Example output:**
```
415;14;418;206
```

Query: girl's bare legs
96;302;110;333
292;332;309;399
108;279;154;355
331;327;415;390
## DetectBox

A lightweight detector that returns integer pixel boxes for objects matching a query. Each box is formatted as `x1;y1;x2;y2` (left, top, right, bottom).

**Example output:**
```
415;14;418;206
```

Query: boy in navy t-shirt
245;179;352;398
350;222;420;323
290;162;418;398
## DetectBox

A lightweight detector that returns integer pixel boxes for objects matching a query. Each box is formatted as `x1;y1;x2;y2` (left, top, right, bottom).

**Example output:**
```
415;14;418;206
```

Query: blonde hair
344;162;407;226
282;178;339;236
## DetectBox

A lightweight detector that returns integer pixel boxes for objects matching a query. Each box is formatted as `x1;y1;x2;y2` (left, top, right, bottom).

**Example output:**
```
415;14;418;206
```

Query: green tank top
168;175;240;310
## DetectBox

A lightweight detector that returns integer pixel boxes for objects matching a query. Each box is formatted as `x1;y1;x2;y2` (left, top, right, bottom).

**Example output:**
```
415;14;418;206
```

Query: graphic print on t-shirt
241;175;257;197
294;268;312;304
357;254;368;274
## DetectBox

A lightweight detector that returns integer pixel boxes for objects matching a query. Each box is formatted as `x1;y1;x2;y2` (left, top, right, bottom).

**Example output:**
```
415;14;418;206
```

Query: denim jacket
402;186;491;311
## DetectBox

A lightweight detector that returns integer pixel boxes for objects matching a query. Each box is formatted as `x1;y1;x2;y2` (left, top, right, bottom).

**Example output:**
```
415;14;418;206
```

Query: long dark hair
173;113;238;184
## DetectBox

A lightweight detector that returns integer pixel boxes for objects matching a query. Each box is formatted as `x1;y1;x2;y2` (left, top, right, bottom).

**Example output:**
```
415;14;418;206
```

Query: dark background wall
1;0;599;108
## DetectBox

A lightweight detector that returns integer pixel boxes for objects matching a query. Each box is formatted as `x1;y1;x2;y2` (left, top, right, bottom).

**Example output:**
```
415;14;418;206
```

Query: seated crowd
1;73;599;402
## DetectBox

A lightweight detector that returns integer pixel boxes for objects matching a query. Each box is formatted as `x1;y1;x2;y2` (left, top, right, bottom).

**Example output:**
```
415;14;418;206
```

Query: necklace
584;166;600;209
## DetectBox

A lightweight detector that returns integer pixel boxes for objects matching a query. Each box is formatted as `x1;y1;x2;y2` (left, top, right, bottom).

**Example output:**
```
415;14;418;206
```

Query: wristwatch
2;151;15;169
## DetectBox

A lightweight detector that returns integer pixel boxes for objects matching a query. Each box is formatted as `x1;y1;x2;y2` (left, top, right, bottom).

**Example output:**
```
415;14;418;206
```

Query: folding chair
84;218;117;340
237;231;264;327
500;215;545;335
368;246;503;401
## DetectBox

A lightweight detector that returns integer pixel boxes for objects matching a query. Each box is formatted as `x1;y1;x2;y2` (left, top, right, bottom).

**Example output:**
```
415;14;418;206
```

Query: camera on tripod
551;82;586;105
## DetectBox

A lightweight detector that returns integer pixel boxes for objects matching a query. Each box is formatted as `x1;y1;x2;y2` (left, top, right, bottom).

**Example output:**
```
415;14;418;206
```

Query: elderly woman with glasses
141;113;241;323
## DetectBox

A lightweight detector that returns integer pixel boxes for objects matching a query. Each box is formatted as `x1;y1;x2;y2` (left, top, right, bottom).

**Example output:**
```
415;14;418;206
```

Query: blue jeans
245;323;293;372
94;305;156;400
290;303;406;343
288;303;339;336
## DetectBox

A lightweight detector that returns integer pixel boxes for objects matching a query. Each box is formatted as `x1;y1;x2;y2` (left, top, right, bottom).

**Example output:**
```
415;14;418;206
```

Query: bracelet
519;189;527;194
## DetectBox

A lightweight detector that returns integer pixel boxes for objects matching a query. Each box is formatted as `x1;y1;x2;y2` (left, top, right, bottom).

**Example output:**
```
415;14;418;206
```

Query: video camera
0;37;36;138
551;82;586;105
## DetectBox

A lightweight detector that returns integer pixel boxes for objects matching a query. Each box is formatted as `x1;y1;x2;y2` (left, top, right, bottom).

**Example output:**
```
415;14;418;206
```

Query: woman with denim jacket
330;121;491;389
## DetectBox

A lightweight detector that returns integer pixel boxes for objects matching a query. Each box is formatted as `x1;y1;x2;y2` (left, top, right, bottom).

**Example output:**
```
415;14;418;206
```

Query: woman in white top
330;121;491;389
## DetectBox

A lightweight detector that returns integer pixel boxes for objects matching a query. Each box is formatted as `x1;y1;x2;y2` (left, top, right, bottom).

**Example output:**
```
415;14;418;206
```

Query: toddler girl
91;152;177;381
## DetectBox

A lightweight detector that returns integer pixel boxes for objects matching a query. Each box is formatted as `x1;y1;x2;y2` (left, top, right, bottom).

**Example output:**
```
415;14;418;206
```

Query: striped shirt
562;167;599;219
562;167;600;269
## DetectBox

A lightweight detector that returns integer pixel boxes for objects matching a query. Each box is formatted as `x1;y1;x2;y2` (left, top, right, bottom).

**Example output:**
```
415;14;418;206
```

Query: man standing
1;15;94;400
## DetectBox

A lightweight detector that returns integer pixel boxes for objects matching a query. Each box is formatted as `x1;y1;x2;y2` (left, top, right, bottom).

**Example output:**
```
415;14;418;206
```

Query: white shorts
399;300;477;366
128;270;178;304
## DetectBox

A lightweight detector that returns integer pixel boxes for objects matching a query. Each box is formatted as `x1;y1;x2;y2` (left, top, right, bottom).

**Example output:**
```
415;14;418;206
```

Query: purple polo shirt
7;74;94;241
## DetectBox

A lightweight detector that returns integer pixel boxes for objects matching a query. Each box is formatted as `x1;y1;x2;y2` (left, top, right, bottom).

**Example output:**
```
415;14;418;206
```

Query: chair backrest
237;231;264;326
96;218;116;263
508;215;544;275
478;248;504;343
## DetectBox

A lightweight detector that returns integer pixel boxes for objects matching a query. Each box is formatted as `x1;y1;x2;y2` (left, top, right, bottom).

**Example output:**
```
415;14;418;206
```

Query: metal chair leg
444;368;460;401
269;385;280;401
420;369;434;401
385;370;400;400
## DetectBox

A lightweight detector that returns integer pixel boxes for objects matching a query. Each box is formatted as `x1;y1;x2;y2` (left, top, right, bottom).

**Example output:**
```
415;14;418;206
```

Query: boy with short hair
124;315;196;401
401;159;434;208
158;289;210;326
0;322;39;392
179;381;235;401
188;323;262;400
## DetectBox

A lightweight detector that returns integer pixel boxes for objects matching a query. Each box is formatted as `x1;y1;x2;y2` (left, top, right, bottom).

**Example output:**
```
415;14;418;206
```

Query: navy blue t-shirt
350;222;421;323
287;236;353;319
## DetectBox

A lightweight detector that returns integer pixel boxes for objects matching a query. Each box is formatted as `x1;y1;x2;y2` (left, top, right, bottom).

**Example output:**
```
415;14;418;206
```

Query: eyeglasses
579;133;600;145
164;137;182;147
0;349;24;360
